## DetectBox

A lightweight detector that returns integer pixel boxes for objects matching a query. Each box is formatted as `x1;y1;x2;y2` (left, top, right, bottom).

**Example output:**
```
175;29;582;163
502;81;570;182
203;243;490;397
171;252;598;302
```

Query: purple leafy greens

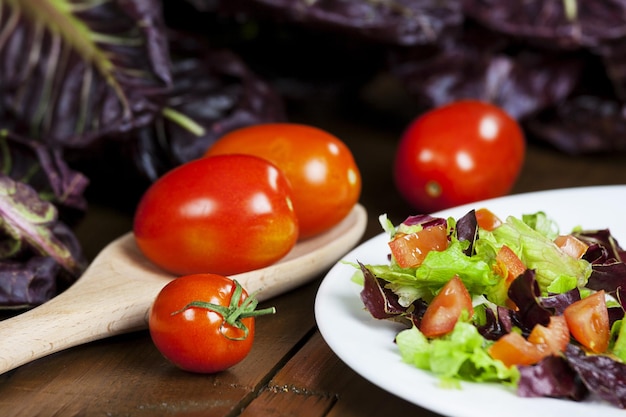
518;355;588;401
123;34;287;181
565;344;626;409
0;257;60;308
0;175;86;308
359;262;426;326
0;0;172;147
477;305;516;341
455;209;479;256
1;131;89;213
214;0;464;47
576;229;626;297
507;269;552;333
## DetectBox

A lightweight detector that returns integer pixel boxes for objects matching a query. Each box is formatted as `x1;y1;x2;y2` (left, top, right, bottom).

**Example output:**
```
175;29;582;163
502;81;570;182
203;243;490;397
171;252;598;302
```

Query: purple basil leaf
508;269;552;332
359;262;407;320
0;257;59;308
565;344;626;408
576;229;624;263
456;209;478;255
463;1;626;50
388;27;582;120
477;305;516;340
525;95;626;154
539;289;581;315
402;214;440;227
587;262;626;295
0;131;89;212
359;262;426;324
0;0;171;147
213;0;464;46
0;174;86;277
124;34;287;180
518;355;588;401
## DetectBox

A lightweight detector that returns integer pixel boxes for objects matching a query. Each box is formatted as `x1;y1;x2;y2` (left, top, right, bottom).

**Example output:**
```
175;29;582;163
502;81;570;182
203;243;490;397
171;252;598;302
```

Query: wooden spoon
0;204;367;375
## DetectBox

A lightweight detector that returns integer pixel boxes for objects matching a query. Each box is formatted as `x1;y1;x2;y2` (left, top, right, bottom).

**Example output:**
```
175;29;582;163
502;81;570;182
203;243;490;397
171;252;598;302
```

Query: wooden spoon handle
0;268;166;374
0;203;367;375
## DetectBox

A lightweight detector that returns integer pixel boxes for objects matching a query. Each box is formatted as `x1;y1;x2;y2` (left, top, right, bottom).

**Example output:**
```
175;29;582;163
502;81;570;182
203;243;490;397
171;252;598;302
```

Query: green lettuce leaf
396;321;519;387
478;213;591;295
363;239;498;306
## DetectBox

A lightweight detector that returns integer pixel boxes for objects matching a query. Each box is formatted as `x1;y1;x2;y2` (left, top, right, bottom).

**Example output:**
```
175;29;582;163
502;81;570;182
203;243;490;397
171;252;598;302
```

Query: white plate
315;185;626;417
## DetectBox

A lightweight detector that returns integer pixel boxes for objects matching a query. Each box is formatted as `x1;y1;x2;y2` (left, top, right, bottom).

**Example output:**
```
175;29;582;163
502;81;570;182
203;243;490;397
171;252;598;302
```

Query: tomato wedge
564;290;610;353
488;332;547;367
420;276;474;338
554;234;589;259
475;208;502;231
494;245;526;285
527;315;570;355
388;224;449;269
489;316;570;367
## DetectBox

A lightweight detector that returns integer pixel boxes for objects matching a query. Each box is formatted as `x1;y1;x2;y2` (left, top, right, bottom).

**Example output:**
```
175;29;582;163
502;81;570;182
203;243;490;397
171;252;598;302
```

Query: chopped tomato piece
527;315;570;355
420;276;474;338
388;224;449;268
554;234;589;259
564;291;610;353
494;245;526;285
475;208;502;231
489;315;570;367
488;332;548;367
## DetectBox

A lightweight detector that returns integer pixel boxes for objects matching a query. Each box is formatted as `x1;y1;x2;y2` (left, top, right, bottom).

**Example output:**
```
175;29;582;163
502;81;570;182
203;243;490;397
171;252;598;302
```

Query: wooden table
0;97;624;416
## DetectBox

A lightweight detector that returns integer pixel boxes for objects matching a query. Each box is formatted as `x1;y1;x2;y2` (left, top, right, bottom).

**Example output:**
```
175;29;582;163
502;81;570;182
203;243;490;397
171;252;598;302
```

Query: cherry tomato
133;154;298;276
205;123;362;239
564;290;610;353
149;274;275;373
394;100;525;213
419;276;474;338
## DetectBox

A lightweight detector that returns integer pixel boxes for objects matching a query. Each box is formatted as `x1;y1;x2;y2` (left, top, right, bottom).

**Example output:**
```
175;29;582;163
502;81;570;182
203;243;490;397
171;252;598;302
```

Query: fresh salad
352;208;626;408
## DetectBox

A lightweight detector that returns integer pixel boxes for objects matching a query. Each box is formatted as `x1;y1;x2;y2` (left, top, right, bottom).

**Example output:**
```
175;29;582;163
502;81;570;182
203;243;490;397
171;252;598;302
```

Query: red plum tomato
149;273;275;373
394;101;525;213
205;123;362;239
133;154;298;276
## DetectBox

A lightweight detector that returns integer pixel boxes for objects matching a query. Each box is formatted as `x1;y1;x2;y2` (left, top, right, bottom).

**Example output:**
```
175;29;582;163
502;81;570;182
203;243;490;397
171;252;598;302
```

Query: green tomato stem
171;279;276;341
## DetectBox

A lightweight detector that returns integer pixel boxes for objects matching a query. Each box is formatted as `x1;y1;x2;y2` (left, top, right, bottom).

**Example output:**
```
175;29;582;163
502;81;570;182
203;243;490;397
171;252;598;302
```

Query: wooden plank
0;280;321;417
264;332;441;417
240;389;334;417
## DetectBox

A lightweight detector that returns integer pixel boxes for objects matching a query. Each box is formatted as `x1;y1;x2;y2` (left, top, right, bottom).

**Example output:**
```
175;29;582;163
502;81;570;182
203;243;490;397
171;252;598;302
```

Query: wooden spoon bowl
0;204;367;375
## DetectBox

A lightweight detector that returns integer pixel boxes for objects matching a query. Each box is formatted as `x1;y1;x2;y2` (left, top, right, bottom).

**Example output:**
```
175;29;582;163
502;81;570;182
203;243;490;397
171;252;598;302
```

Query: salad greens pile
355;209;626;408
